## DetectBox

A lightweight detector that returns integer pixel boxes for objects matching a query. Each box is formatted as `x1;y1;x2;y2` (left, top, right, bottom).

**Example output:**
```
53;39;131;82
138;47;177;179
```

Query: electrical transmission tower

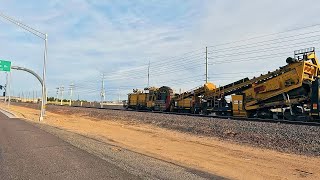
101;74;106;104
60;86;64;105
55;87;60;104
148;60;150;88
205;46;208;83
69;83;74;106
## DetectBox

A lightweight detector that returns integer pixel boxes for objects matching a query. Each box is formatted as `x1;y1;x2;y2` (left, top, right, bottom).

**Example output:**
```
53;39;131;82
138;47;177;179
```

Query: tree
47;97;55;101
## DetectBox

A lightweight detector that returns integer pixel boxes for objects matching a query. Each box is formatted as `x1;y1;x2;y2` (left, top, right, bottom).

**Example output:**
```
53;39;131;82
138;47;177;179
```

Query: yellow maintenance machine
126;86;173;111
203;47;320;120
127;47;320;120
171;82;216;113
127;89;148;110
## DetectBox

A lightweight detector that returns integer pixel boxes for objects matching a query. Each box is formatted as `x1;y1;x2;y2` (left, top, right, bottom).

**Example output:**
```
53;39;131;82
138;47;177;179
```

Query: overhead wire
207;29;320;54
71;23;320;100
207;23;320;48
104;51;204;77
105;53;205;78
207;34;320;58
106;29;320;83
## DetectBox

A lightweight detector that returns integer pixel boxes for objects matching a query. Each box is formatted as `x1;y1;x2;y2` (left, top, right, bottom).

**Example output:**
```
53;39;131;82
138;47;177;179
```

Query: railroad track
51;104;320;127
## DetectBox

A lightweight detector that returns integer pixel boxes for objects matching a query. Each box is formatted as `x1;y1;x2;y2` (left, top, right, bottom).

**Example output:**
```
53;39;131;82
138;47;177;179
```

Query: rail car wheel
249;108;272;119
191;107;200;114
202;108;209;115
283;110;295;121
282;105;308;121
169;104;174;112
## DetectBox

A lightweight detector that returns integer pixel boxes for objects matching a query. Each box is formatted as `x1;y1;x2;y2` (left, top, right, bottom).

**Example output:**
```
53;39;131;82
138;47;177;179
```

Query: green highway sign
0;60;11;72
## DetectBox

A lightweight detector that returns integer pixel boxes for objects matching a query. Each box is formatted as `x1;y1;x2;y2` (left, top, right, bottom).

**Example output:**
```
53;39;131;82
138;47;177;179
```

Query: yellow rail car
172;98;193;113
126;86;173;111
127;90;148;110
204;47;320;120
171;82;217;113
127;48;320;121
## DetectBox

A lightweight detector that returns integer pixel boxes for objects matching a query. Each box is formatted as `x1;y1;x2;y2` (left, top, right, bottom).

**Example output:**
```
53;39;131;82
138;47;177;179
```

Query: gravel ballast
15;103;320;156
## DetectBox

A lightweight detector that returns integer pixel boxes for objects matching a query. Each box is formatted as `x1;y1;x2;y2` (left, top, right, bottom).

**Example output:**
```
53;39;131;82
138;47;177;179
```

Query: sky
0;0;320;101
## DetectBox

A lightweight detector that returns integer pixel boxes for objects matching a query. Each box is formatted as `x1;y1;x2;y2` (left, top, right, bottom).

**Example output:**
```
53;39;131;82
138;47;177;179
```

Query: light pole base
39;116;44;122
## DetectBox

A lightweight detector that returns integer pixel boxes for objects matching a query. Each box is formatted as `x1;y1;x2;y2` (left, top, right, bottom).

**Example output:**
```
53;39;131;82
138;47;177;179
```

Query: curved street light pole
0;12;47;121
11;66;44;86
40;34;48;121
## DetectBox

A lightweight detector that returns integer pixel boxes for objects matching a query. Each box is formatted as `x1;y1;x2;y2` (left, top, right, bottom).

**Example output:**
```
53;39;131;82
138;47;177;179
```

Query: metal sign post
7;71;11;107
0;60;11;106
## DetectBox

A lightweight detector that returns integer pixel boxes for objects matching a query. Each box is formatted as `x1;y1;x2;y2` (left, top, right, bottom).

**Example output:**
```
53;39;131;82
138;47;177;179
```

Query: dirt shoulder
2;103;320;180
15;102;320;156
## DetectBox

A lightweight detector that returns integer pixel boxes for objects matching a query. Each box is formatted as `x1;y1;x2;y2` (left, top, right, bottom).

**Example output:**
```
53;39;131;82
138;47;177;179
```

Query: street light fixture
0;12;48;121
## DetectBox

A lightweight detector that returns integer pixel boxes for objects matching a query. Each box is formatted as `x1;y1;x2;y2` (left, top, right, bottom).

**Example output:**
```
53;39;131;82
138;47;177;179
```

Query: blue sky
0;0;320;101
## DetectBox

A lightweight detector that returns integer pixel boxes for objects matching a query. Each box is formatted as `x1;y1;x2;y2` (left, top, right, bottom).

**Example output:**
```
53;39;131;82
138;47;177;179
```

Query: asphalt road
0;112;139;180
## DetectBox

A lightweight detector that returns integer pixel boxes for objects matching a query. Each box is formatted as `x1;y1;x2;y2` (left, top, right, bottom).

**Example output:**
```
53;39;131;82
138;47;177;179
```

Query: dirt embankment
3;103;320;180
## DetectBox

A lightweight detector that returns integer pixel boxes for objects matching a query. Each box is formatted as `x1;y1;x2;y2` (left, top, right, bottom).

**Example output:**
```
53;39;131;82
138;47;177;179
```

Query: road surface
0;112;139;180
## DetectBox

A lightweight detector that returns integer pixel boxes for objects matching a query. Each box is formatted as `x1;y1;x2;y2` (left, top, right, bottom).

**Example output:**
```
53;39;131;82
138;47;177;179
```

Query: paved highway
0;112;139;179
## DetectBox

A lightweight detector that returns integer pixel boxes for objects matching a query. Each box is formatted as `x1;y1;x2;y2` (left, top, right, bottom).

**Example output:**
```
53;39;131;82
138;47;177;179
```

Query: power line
208;42;320;65
63;23;320;101
105;53;204;78
105;28;320;83
105;64;204;81
104;51;204;78
207;23;320;48
207;33;320;58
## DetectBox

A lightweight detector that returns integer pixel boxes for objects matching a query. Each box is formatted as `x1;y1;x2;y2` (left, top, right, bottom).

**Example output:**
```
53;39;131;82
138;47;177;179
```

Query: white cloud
0;0;320;101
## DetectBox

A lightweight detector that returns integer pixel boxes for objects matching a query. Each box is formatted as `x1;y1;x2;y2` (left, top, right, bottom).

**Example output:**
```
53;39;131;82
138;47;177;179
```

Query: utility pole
101;74;106;104
205;46;208;83
4;72;7;103
148;60;150;88
0;12;48;121
7;72;11;106
60;86;64;105
118;89;121;103
55;87;59;104
69;83;74;106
